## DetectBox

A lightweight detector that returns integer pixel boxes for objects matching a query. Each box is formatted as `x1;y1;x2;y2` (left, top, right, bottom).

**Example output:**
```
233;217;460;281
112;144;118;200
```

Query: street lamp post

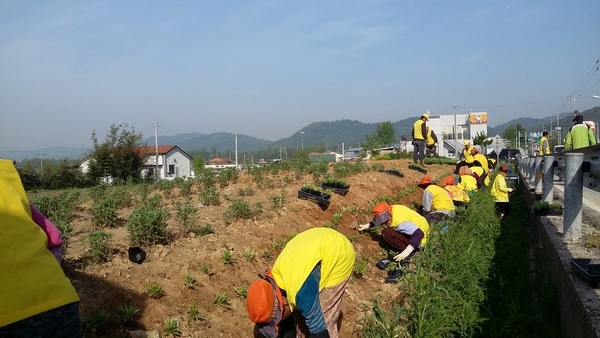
453;105;458;158
37;153;46;177
300;131;304;149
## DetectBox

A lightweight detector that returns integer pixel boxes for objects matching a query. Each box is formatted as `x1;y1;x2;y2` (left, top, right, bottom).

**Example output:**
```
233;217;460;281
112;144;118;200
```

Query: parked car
498;148;522;162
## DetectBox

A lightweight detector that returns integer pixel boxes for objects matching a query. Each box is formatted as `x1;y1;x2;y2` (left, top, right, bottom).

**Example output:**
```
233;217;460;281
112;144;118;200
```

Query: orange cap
372;201;392;226
418;175;433;187
439;175;455;187
247;279;276;323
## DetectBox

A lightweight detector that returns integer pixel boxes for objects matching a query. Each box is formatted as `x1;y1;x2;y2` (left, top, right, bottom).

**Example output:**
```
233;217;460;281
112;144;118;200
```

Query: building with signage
425;112;489;158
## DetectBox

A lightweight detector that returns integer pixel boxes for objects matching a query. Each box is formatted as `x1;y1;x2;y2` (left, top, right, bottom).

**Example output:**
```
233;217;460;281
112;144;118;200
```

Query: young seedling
163;316;182;337
263;248;272;260
234;285;248;298
221;249;236;265
82;309;111;334
188;303;205;323
243;249;256;262
353;259;368;277
147;282;165;299
198;264;209;274
184;270;196;289
117;303;139;324
213;292;232;309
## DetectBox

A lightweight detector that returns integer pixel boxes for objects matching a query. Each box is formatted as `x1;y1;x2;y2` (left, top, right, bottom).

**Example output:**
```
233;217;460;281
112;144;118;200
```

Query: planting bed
31;159;450;337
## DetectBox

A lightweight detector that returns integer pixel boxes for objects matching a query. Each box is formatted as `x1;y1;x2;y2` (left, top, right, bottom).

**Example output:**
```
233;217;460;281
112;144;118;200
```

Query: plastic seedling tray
297;190;330;210
570;258;600;288
320;185;350;196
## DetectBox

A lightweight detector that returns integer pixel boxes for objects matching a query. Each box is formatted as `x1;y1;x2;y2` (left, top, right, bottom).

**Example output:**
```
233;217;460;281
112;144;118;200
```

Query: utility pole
557;114;561;146
37;153;46;177
453;105;458;158
235;133;238;169
155;121;159;182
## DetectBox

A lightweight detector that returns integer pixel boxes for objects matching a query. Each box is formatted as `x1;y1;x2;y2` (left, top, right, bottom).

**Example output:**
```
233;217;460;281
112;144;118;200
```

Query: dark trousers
413;140;426;161
0;302;80;338
495;202;511;217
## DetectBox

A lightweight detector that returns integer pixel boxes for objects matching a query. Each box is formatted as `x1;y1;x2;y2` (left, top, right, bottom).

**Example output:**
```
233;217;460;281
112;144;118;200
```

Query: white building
426;112;489;157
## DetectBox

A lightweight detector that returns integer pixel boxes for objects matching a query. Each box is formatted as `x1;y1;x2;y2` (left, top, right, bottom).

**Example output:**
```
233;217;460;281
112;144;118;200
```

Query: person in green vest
564;114;596;150
538;130;551;155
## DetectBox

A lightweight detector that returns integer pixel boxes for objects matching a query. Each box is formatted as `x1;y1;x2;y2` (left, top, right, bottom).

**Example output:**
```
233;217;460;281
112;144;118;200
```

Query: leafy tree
88;123;145;184
192;156;205;175
364;121;396;154
502;124;526;148
472;131;493;154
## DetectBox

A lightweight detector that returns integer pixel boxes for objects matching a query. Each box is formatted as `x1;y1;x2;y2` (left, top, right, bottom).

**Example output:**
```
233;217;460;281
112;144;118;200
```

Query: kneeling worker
358;201;430;283
246;227;355;338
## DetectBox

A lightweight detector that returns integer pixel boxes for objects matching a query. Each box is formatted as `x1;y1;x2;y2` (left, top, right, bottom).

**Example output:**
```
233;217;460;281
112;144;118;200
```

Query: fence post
564;153;583;240
542;155;555;204
535;156;543;194
528;157;535;186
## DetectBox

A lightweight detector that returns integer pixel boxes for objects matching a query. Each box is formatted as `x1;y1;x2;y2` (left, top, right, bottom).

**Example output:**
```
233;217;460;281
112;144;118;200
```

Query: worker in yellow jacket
358;202;430;283
0;159;80;337
491;165;514;220
417;175;455;223
538;131;551;155
247;227;355;338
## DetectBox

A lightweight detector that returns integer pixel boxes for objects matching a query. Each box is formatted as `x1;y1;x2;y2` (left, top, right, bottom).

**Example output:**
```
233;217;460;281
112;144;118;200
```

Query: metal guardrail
548;145;600;191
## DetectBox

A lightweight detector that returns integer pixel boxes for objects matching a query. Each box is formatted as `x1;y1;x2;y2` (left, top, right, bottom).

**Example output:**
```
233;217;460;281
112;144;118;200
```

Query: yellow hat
421;113;430;120
463;140;470;145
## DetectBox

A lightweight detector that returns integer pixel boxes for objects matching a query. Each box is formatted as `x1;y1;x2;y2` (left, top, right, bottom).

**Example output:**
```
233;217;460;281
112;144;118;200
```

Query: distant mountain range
4;107;599;161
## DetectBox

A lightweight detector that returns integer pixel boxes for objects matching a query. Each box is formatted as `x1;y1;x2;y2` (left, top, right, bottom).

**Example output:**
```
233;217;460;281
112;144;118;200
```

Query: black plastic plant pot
128;247;147;264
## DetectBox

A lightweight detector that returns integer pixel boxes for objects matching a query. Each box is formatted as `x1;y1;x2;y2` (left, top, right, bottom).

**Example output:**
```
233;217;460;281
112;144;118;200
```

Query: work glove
507;188;514;193
434;143;438;147
394;245;415;261
357;223;370;232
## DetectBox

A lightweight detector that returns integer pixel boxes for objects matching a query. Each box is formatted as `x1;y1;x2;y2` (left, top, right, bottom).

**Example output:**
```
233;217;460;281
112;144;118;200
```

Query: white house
139;145;193;180
78;145;193;181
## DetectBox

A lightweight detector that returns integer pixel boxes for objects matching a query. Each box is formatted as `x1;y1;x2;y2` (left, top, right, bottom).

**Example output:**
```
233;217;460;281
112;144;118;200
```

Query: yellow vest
426;184;456;212
473;153;489;173
271;228;355;309
463;146;475;163
0;159;80;327
413;120;426;140
390;205;430;245
426;129;435;146
445;185;470;203
459;174;478;191
538;136;550;155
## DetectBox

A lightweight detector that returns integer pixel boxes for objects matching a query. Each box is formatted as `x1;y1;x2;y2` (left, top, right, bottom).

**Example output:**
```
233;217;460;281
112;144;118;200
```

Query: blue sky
1;0;599;151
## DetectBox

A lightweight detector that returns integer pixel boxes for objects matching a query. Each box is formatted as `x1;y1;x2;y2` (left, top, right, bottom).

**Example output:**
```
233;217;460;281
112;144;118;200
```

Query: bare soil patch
62;160;451;337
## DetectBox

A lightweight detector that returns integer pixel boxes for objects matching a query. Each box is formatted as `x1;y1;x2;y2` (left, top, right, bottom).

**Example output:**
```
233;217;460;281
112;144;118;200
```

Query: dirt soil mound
64;160;452;337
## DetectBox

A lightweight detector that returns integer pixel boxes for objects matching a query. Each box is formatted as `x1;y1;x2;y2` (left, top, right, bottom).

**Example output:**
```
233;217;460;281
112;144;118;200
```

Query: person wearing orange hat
491;165;514;220
247;227;355;338
438;175;470;205
457;167;478;193
417;175;455;223
357;201;430;283
412;111;429;166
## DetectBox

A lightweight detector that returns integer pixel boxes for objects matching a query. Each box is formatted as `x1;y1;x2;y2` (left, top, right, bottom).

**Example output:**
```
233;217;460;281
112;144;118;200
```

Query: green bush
84;230;113;263
199;187;220;206
174;198;198;235
126;195;170;245
223;199;262;225
89;198;118;228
